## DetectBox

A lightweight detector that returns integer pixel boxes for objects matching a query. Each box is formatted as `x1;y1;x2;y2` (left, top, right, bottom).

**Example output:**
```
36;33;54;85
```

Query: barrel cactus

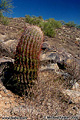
14;25;43;95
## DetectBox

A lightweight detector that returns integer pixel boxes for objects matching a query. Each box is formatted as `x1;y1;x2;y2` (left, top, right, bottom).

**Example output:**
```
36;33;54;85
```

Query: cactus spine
14;25;43;95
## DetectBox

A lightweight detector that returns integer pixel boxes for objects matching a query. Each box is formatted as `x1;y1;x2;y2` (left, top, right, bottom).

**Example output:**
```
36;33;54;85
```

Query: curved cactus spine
14;25;43;94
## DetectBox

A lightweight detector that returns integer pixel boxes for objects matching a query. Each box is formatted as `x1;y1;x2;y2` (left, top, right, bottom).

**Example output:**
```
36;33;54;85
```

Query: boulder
0;34;6;42
40;52;59;62
0;41;12;57
40;50;74;71
40;52;60;71
3;39;19;56
41;42;50;51
40;63;59;72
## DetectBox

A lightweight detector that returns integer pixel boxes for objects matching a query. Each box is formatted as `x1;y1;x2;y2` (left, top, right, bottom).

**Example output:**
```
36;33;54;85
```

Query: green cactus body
14;25;43;94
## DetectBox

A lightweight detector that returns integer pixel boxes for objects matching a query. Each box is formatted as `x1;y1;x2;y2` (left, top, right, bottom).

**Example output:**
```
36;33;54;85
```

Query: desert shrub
0;11;3;22
47;18;62;28
25;15;43;26
25;15;62;37
1;16;9;25
42;21;56;37
30;17;42;25
41;18;61;37
25;15;32;23
0;11;3;18
38;21;44;29
65;21;76;27
53;20;62;28
0;12;9;25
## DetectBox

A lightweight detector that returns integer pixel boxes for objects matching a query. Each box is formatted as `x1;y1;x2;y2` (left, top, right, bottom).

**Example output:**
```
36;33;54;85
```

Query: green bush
25;15;43;26
65;21;76;27
25;15;31;23
41;18;61;37
0;12;9;25
42;21;56;37
1;16;9;25
47;18;62;28
0;12;3;22
25;15;62;37
0;12;3;18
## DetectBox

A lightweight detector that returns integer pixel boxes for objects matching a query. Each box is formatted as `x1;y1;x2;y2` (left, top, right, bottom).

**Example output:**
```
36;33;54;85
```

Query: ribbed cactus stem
14;25;43;94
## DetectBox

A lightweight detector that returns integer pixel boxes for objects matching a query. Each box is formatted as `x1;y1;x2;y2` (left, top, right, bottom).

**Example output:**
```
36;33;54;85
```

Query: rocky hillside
0;18;80;119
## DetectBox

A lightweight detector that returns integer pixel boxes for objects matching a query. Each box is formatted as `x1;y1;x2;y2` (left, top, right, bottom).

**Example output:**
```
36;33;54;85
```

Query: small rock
0;41;11;57
5;102;7;105
2;86;6;90
73;106;77;110
0;58;14;64
0;34;6;41
40;52;59;62
12;107;20;115
7;94;13;97
62;27;65;29
66;58;74;65
40;53;47;61
3;89;8;93
0;94;2;97
69;100;72;104
41;42;50;51
48;53;59;62
40;63;59;71
51;63;59;71
0;39;3;42
76;38;80;41
0;84;3;88
72;82;80;91
3;39;18;54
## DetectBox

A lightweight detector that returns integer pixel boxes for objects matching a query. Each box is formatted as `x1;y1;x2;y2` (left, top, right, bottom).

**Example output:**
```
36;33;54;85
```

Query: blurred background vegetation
25;15;80;37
